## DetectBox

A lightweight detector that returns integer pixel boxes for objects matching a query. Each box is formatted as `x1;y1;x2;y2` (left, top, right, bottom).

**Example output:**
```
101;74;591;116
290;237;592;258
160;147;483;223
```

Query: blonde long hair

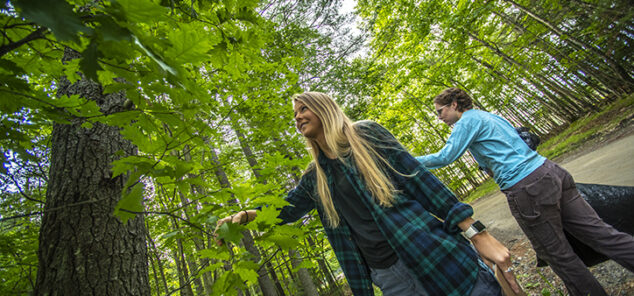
293;92;398;227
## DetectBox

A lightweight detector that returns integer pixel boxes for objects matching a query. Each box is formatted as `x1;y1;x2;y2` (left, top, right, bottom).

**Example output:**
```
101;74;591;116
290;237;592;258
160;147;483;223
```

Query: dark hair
433;87;473;112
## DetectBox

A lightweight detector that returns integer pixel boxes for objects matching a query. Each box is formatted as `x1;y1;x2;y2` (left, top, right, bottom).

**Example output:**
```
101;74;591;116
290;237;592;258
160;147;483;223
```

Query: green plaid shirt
277;120;479;296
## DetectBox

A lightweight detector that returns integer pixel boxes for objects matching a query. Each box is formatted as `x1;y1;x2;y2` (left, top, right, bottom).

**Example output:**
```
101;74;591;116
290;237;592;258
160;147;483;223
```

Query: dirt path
471;132;634;295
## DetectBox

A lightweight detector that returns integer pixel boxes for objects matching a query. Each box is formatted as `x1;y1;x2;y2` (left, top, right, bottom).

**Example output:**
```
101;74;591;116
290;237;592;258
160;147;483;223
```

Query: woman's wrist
242;210;249;224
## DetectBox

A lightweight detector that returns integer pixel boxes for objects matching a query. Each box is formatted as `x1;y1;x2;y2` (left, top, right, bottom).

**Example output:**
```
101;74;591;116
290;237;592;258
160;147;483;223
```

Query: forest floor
472;115;634;295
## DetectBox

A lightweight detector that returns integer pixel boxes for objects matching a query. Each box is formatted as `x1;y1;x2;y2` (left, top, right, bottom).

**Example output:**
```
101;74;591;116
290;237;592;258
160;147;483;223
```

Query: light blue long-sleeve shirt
416;109;545;190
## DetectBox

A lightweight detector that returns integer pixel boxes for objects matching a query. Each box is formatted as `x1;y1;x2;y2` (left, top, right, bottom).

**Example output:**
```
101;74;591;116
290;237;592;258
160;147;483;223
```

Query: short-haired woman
418;87;634;296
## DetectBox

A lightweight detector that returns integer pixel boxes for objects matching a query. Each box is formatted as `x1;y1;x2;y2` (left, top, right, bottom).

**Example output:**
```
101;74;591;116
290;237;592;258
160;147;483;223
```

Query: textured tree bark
35;48;150;295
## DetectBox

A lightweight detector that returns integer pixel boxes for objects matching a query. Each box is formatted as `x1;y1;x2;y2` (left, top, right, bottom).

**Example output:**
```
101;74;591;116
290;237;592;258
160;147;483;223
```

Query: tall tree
3;0;268;294
35;48;149;295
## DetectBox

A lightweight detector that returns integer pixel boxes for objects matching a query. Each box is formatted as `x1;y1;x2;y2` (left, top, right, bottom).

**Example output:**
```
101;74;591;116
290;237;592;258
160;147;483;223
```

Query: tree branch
118;209;213;236
0;26;48;58
0;197;108;222
9;174;44;204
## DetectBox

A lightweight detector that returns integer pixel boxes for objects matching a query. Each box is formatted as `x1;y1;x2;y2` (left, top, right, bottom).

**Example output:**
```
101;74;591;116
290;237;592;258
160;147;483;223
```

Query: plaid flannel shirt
277;120;479;296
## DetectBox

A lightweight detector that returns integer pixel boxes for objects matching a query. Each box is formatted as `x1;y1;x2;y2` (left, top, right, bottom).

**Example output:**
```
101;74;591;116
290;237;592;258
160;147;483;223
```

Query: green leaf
252;206;281;226
0;58;26;75
80;39;103;82
62;58;82;84
114;182;145;224
229;184;254;203
205;214;219;225
116;0;169;23
119;124;156;153
101;110;140;127
198;249;231;261
200;262;225;275
94;15;132;42
215;221;244;244
81;121;93;129
235;260;259;270
162;230;180;239
111;155;156;178
165;22;219;64
234;267;258;284
13;0;91;43
133;35;178;76
211;271;244;296
272;225;305;237
257;226;301;250
152;112;184;129
252;194;289;208
292;260;316;272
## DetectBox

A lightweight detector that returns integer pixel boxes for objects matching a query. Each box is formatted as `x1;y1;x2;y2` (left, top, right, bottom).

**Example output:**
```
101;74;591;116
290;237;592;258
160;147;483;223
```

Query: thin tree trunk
146;223;169;294
175;224;195;296
503;0;634;90
208;145;274;296
306;235;339;294
174;145;214;295
289;249;319;296
186;256;205;296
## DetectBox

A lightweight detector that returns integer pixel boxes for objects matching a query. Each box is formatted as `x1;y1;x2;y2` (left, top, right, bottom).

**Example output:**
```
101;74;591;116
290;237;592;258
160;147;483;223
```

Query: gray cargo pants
503;160;634;296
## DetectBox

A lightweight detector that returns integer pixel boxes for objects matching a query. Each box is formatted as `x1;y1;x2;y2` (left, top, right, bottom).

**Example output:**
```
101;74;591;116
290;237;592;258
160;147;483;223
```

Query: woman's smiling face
293;101;324;139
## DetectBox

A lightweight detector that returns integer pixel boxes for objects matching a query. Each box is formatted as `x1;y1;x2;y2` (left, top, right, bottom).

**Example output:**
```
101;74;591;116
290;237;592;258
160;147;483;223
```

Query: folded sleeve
276;169;317;224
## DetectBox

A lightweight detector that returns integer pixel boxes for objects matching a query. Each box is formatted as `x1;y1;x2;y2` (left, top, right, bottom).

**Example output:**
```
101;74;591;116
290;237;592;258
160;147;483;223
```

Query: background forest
1;0;632;295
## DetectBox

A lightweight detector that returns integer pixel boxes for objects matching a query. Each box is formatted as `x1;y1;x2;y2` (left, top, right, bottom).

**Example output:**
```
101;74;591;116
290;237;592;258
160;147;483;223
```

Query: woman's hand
470;231;521;294
213;210;255;246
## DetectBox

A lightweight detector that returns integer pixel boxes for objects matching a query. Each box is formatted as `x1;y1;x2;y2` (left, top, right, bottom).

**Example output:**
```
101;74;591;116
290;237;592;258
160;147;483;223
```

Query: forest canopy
1;0;632;295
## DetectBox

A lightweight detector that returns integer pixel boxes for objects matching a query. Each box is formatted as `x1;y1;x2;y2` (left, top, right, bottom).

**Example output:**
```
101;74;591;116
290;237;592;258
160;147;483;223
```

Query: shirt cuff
443;202;474;234
415;155;427;165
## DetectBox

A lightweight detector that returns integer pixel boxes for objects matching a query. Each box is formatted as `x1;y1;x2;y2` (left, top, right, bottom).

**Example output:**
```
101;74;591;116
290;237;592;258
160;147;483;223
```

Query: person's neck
456;108;469;120
316;136;337;159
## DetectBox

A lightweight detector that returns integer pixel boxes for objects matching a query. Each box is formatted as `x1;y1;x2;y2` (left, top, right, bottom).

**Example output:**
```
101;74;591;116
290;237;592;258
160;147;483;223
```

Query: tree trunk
146;223;169;295
503;0;634;90
492;9;622;98
35;48;149;295
208;145;275;296
289;249;319;296
266;261;287;296
305;235;338;293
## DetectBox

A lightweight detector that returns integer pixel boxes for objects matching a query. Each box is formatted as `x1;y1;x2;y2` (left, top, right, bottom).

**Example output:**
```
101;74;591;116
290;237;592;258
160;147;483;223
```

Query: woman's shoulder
304;161;317;175
353;120;390;136
353;119;381;129
458;109;488;126
353;120;402;149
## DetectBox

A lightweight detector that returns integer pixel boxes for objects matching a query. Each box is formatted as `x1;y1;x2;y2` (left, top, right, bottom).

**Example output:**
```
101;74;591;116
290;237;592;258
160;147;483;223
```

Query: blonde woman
216;92;518;296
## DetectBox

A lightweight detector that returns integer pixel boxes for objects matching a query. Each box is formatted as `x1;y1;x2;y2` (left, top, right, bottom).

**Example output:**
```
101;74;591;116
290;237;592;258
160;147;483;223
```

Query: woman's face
294;101;324;139
435;101;462;126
